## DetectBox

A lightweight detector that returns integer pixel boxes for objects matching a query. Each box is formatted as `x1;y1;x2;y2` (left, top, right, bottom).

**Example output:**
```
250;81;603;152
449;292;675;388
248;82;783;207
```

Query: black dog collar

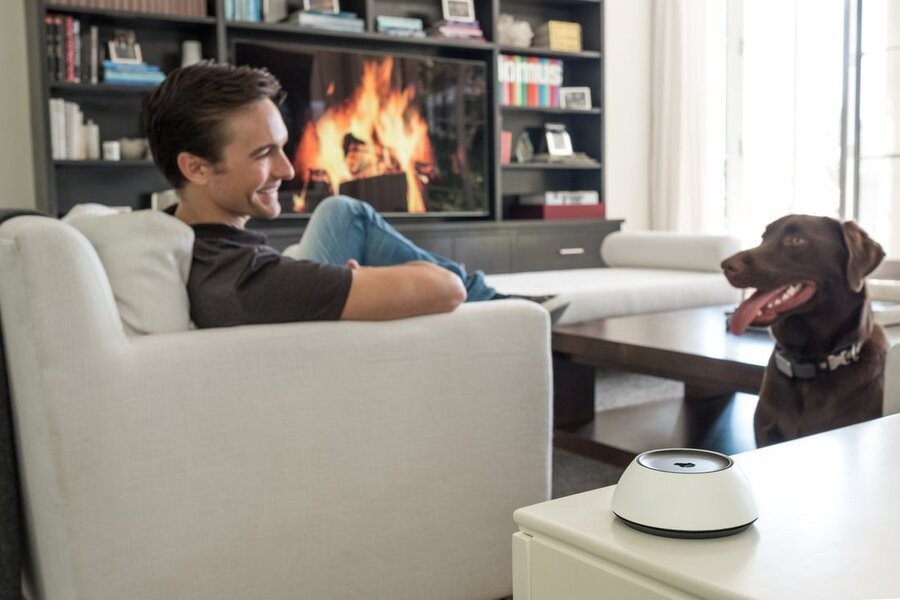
774;342;863;379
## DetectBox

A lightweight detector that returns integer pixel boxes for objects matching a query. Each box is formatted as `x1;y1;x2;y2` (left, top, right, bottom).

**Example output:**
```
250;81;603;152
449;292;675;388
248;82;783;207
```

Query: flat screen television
232;40;490;218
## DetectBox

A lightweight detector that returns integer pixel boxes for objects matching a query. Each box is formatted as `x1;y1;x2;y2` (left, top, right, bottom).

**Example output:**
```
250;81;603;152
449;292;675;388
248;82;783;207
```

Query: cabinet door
454;232;513;274
513;228;604;271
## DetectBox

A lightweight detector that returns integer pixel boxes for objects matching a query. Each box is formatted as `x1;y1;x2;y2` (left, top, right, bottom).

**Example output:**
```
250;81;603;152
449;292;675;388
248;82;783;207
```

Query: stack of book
513;190;604;220
225;0;263;22
48;98;101;161
286;10;365;33
497;54;563;108
103;60;165;86
427;19;485;41
375;15;425;38
45;14;93;84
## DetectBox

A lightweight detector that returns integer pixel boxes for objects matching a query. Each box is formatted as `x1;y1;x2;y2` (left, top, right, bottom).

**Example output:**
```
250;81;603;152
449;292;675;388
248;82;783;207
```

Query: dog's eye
783;234;807;247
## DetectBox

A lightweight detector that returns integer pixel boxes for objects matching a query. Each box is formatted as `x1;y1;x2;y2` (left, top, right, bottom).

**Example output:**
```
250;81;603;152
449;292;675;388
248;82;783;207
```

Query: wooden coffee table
551;305;774;465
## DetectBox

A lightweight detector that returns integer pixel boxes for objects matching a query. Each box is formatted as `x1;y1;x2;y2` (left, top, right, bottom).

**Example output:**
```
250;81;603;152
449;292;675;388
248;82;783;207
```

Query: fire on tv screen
233;40;490;218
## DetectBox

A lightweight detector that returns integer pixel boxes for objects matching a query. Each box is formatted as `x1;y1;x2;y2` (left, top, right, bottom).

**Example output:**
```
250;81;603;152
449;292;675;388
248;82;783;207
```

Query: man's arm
340;260;467;320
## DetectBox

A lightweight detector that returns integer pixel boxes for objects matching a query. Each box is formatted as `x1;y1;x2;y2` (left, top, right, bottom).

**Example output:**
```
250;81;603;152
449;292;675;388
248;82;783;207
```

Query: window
723;0;846;247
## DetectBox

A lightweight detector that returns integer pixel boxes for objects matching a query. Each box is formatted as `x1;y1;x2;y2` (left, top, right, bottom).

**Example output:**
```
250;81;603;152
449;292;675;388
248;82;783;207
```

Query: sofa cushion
601;231;741;272
486;268;740;325
63;205;194;335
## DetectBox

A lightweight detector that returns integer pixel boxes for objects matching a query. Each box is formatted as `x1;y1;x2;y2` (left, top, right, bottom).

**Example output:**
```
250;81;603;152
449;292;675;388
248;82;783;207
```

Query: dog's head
721;215;884;335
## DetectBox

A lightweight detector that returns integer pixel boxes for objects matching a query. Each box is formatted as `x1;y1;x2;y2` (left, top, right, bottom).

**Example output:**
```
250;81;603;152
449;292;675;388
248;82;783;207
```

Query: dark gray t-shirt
185;223;352;328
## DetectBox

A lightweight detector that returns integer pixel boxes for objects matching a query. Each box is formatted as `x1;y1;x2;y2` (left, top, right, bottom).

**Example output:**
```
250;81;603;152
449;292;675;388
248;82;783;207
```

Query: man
143;62;568;327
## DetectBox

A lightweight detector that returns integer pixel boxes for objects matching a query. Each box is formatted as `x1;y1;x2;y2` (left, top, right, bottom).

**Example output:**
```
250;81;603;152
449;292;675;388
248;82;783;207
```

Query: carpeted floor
551;368;684;498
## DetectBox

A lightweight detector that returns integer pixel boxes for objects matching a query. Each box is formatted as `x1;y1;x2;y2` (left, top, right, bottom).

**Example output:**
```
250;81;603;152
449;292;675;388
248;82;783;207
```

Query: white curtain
650;0;718;233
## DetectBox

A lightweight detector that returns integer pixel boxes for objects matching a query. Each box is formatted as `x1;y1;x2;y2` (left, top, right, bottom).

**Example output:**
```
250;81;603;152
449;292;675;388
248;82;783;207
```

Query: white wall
0;1;37;210
604;0;652;230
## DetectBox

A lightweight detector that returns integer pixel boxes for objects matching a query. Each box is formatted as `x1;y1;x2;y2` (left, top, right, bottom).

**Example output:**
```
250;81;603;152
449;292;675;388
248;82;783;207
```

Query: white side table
513;414;900;599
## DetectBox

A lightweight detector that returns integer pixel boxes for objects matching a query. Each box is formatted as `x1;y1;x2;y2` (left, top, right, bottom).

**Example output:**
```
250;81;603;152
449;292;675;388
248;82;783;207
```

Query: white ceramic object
118;137;148;160
611;448;758;538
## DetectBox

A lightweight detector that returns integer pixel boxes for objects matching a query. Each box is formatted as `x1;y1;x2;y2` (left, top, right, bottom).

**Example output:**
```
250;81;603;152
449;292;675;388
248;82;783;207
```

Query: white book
519;190;600;206
89;25;98;85
64;102;83;160
48;98;64;160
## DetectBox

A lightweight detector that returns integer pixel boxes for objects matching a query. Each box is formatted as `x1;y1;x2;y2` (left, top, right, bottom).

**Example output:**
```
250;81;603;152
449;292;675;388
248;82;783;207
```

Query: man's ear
176;151;212;185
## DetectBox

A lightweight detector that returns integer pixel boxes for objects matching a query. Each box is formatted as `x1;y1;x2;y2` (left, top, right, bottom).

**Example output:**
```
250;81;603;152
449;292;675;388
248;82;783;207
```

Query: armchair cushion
64;205;194;335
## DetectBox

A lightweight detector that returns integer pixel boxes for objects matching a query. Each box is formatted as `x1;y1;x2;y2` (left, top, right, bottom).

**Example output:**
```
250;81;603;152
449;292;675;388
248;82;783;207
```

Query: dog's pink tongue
729;287;785;335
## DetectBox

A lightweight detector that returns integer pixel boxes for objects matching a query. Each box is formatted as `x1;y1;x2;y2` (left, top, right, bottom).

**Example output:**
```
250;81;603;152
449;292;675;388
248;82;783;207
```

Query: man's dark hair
142;61;286;188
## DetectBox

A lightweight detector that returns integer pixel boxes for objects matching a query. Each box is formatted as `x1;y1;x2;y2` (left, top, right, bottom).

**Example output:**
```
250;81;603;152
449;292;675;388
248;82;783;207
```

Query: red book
512;204;606;220
500;130;512;164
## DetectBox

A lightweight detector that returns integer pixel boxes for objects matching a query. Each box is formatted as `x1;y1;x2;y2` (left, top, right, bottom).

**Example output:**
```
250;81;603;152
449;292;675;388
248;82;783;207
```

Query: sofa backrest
601;231;741;273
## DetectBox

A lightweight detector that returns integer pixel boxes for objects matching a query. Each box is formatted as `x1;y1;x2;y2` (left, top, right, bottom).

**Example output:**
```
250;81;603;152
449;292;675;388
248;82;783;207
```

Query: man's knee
315;195;367;219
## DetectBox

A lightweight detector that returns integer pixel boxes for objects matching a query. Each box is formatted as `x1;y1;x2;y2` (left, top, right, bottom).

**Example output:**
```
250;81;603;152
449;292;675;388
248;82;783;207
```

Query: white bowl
118;137;148;161
611;448;758;539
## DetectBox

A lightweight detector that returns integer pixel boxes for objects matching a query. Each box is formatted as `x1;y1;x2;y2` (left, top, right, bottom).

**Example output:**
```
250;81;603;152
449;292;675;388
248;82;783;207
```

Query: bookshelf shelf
497;45;602;60
45;5;216;26
54;160;155;167
503;162;602;171
50;82;159;94
501;106;603;115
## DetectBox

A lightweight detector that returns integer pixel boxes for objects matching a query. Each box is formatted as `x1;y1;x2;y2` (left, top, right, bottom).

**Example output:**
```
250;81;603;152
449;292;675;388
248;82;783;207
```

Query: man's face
206;98;295;221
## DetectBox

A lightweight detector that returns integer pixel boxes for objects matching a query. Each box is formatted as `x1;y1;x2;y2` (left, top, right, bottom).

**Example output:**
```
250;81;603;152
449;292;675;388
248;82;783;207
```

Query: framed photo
108;29;142;64
544;122;573;156
442;0;476;22
560;86;592;110
303;0;339;12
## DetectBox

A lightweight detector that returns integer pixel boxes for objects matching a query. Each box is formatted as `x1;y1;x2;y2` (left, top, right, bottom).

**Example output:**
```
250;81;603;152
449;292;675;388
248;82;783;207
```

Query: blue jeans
289;196;497;302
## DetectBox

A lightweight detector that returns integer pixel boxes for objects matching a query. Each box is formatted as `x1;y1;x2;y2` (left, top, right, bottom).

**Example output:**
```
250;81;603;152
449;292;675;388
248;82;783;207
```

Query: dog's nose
721;253;749;276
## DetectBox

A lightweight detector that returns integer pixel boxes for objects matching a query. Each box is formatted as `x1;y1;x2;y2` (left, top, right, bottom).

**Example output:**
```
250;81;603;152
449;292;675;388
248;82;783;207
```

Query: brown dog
721;214;887;447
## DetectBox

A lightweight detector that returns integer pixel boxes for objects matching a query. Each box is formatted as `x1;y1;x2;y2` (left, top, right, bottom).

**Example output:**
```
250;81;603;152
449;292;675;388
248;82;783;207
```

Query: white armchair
0;214;552;600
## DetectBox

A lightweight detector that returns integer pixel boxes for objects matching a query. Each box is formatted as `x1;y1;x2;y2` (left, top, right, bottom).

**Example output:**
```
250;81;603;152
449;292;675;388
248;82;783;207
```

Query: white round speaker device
611;448;758;539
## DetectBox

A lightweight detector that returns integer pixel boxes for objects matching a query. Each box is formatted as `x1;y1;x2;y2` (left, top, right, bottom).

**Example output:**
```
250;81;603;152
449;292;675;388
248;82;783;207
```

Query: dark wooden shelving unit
26;0;616;273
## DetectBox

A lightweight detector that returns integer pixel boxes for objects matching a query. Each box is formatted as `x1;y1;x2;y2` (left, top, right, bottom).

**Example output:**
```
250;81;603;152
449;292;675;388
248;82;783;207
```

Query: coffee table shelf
551;306;774;466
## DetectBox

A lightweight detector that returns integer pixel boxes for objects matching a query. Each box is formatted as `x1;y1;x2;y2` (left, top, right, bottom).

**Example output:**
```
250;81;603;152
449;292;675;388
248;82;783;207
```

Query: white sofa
0;213;552;600
487;231;743;325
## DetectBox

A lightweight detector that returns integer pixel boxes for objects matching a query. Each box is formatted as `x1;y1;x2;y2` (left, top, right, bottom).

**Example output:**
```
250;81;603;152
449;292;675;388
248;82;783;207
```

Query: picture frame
303;0;339;12
108;30;142;64
544;122;573;156
559;86;592;110
442;0;476;22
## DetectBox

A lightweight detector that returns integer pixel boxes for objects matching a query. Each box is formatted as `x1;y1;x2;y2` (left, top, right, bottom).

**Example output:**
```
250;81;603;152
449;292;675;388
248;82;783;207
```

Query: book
512;204;606;220
88;25;99;84
500;130;512;164
519;190;600;206
497;54;563;108
375;15;424;30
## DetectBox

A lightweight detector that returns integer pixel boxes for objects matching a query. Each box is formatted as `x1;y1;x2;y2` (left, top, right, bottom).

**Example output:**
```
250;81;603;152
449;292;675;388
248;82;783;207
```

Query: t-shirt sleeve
187;241;352;328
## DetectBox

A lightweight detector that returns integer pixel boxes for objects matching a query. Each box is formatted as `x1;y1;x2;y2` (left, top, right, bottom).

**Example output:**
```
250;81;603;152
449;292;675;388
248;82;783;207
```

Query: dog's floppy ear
842;220;885;292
